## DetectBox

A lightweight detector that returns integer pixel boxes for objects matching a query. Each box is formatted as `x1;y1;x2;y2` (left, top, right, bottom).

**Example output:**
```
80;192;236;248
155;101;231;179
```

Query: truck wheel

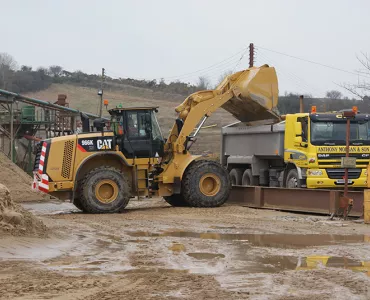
163;194;189;207
242;169;259;186
182;160;231;207
229;168;243;185
285;169;301;188
79;166;130;213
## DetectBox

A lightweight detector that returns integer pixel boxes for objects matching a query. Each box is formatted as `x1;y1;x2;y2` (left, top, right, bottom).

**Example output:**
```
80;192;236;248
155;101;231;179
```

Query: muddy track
1;198;370;299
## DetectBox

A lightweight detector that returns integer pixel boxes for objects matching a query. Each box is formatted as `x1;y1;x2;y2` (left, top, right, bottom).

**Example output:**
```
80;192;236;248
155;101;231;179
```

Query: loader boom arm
164;64;280;155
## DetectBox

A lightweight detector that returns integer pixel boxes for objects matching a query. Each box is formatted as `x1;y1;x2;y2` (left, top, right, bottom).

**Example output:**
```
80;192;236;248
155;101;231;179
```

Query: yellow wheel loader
32;65;279;213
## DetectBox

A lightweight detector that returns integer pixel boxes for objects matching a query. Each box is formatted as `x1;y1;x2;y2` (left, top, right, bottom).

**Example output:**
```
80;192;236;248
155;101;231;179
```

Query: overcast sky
1;0;369;97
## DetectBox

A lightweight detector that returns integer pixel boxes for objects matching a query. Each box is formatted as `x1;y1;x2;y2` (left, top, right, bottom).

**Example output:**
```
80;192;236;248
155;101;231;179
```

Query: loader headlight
308;170;323;176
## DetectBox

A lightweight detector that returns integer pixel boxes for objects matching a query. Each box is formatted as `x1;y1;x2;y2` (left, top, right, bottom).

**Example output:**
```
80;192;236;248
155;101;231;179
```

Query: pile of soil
0;152;48;202
0;184;47;236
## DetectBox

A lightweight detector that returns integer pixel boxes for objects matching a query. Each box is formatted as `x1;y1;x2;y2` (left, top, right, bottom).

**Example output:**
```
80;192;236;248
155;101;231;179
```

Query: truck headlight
308;170;323;176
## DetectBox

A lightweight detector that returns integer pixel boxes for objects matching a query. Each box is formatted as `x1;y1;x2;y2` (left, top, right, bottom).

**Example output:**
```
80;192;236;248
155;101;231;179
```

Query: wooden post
364;189;370;224
299;95;304;113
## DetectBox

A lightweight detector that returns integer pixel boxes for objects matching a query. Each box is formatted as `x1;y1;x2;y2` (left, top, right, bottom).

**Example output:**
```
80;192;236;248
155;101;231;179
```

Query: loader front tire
73;180;85;211
163;194;189;207
79;167;130;213
182;160;231;207
73;197;85;211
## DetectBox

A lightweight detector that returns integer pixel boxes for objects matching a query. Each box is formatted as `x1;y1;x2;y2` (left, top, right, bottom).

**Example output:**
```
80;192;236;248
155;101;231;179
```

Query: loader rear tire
182;160;231;207
79;166;130;213
229;168;243;186
163;194;189;207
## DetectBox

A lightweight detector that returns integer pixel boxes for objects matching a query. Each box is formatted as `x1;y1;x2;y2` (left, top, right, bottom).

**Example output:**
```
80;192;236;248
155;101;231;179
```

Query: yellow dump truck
222;108;369;188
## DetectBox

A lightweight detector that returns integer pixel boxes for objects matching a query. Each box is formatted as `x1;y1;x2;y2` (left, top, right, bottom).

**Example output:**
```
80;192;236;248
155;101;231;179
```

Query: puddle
22;201;79;215
0;236;75;260
127;230;369;248
0;232;132;274
122;268;189;274
187;253;225;260
298;256;370;275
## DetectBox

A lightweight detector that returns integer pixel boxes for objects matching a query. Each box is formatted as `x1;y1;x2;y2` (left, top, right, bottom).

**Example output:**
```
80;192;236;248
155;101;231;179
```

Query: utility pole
98;68;105;117
299;95;304;113
249;43;255;68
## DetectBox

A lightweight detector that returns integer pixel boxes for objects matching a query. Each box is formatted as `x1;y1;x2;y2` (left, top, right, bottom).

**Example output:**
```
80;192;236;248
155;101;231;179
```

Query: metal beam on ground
228;186;363;217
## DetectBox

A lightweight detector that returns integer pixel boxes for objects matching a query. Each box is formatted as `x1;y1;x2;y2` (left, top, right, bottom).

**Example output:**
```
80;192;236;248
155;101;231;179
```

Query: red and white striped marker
32;142;49;193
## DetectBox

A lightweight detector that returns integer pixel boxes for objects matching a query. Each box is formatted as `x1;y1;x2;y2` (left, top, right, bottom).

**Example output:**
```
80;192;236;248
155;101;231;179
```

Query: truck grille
326;169;361;179
318;153;370;159
318;161;369;167
61;141;74;179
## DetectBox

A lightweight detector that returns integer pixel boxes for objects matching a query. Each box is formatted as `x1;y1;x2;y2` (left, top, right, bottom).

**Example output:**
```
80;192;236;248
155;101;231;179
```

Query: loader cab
109;106;165;159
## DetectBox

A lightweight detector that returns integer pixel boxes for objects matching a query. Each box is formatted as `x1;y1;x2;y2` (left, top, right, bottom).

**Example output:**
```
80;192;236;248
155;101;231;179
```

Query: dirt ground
1;197;370;300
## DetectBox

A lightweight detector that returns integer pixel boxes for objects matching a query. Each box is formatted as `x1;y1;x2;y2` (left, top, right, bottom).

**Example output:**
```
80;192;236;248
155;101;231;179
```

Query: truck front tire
182;160;231;207
285;169;301;188
79;167;130;213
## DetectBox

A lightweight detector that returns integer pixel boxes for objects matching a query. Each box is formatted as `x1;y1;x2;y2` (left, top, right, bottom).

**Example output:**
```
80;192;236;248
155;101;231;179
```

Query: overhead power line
256;49;322;96
105;45;251;83
256;45;370;79
158;47;248;81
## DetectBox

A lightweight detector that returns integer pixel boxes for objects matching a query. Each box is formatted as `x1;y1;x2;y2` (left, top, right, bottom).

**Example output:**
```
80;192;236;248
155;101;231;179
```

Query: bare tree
340;53;370;100
0;52;17;89
196;76;210;90
325;90;343;99
216;70;233;87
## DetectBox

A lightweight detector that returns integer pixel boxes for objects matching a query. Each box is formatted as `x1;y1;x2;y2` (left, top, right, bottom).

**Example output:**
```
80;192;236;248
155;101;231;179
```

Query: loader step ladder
135;164;150;199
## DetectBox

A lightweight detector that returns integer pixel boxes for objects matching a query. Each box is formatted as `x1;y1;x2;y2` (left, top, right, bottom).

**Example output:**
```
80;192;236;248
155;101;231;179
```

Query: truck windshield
310;121;370;145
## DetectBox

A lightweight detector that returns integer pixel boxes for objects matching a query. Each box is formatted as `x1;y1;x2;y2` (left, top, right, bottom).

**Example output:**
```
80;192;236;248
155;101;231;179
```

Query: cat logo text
97;139;113;150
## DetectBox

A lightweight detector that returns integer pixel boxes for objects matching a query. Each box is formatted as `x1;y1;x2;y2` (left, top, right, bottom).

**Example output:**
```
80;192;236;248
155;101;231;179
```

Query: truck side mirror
294;122;302;144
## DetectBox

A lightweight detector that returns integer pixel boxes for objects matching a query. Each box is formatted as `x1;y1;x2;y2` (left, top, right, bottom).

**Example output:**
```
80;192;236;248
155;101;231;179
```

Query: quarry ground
1;198;370;300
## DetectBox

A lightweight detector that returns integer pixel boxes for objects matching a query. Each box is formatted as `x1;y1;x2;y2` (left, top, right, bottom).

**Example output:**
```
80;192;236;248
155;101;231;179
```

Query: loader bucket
218;65;279;123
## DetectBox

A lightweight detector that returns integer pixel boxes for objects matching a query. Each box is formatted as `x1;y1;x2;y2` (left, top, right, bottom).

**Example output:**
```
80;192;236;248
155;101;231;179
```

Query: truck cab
285;111;370;188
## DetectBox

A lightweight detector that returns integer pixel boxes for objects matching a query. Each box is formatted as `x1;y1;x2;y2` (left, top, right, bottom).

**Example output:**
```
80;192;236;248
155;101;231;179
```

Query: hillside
26;84;236;155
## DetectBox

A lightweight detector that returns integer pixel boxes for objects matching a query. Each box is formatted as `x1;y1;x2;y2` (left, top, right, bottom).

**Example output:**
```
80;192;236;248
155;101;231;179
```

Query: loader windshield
151;111;164;141
310;120;370;146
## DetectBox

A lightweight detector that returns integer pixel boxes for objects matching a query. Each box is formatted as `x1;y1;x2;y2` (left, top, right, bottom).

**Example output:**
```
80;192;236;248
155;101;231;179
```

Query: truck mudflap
32;141;50;194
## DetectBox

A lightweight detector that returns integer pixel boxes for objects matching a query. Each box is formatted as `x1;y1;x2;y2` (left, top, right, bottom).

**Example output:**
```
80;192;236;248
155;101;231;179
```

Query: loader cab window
121;109;164;159
127;112;149;138
151;112;163;141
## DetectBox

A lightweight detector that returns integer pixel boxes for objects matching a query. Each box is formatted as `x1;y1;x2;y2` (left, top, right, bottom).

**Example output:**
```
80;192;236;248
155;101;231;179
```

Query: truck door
297;116;308;144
